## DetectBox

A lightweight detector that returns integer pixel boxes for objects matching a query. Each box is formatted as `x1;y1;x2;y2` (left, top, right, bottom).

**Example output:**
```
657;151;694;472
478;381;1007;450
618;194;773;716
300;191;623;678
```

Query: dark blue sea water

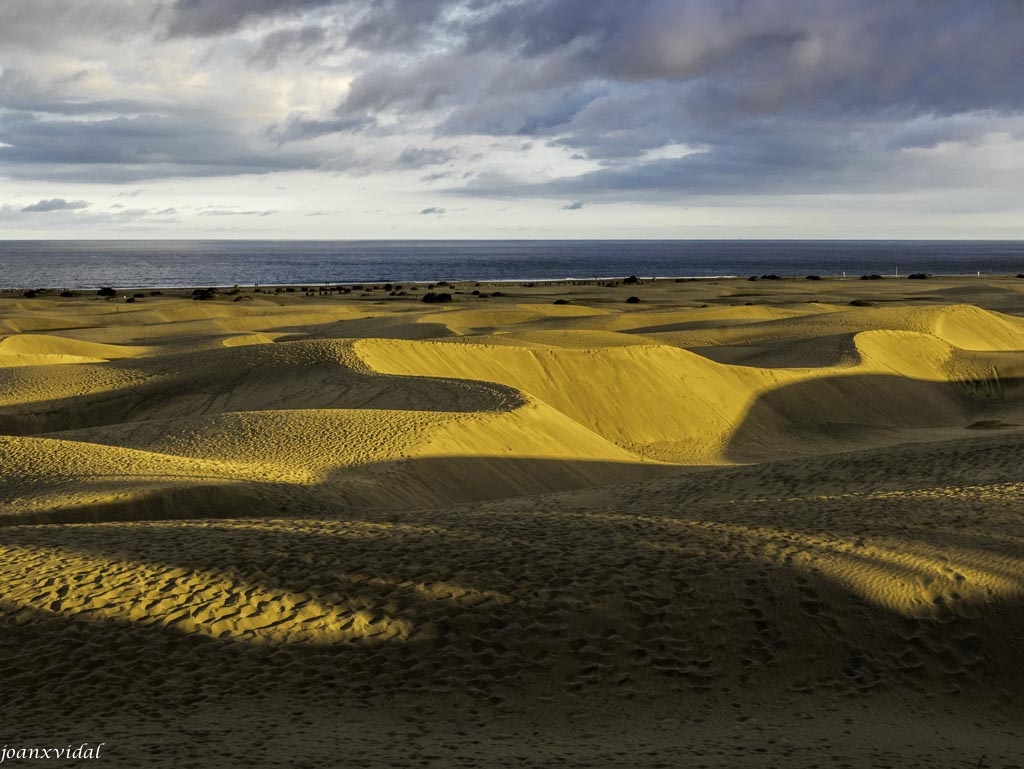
2;240;1024;289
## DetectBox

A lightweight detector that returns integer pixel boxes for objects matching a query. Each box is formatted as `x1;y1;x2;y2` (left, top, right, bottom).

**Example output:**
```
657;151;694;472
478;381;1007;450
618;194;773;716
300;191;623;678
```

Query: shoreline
4;271;1024;295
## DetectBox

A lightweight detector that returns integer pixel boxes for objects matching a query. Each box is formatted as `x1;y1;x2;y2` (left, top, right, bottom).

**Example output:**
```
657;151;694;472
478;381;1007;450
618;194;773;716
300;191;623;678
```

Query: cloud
199;209;277;217
249;24;327;67
0;109;318;182
164;0;336;37
21;198;91;212
2;0;1024;222
418;207;445;215
562;201;584;210
285;0;1024;202
395;146;457;169
0;1;157;45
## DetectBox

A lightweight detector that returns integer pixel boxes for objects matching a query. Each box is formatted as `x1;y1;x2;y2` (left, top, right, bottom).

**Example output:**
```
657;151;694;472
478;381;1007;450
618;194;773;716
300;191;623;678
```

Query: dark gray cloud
270;114;376;142
296;0;1024;201
165;0;462;49
0;1;157;45
562;201;584;210
455;110;1005;202
419;207;446;215
165;0;336;37
342;0;452;51
21;198;91;213
249;24;328;67
395;146;457;169
0;109;317;182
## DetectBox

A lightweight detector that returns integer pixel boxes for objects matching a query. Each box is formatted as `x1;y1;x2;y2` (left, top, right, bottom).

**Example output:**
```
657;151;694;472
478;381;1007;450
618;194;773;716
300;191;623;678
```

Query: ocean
2;240;1024;290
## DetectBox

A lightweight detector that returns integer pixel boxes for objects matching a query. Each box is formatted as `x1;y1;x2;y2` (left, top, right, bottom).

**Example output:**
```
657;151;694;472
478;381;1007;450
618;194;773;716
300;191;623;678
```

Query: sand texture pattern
2;276;1024;767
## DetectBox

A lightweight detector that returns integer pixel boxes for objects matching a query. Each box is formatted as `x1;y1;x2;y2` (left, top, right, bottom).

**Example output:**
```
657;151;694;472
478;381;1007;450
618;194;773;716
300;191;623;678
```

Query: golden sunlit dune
2;277;1024;767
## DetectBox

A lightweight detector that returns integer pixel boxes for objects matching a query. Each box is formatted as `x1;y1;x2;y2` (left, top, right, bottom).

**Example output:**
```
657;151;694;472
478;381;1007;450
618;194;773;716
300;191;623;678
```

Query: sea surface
2;240;1024;289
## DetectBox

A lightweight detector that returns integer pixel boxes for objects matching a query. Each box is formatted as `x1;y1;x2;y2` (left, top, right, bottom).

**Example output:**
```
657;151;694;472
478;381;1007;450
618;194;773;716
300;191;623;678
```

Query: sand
1;276;1023;767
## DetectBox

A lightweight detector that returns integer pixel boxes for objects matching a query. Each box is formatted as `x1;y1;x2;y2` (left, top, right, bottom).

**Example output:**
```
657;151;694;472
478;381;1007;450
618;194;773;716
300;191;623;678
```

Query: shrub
760;274;781;280
471;289;481;295
623;275;640;285
907;273;929;279
849;299;874;307
553;299;571;305
748;275;759;281
1017;274;1024;279
384;283;393;291
133;293;145;298
59;290;79;298
805;274;821;280
422;292;453;303
97;286;117;297
860;274;882;280
125;297;136;303
625;295;641;304
491;291;505;297
148;290;163;296
192;288;218;301
22;290;37;298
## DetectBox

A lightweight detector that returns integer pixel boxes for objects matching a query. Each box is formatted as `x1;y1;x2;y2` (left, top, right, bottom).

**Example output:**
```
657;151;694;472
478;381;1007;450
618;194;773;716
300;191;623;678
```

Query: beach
2;275;1023;767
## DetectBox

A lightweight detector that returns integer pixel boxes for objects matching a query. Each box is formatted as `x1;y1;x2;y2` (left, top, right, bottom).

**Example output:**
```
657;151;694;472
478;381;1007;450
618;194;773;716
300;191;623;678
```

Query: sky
1;0;1023;239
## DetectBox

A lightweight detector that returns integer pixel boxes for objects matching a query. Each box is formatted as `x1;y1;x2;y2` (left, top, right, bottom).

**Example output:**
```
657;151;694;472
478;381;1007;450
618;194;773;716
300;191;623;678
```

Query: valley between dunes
2;276;1023;768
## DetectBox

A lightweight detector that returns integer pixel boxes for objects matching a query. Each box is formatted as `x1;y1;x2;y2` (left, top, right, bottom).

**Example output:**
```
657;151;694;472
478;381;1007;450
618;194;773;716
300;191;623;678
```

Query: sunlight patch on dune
0;545;419;645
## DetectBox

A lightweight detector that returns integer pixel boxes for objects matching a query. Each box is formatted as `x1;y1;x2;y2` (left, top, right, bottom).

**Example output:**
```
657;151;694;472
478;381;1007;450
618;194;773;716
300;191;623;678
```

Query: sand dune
2;277;1024;767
